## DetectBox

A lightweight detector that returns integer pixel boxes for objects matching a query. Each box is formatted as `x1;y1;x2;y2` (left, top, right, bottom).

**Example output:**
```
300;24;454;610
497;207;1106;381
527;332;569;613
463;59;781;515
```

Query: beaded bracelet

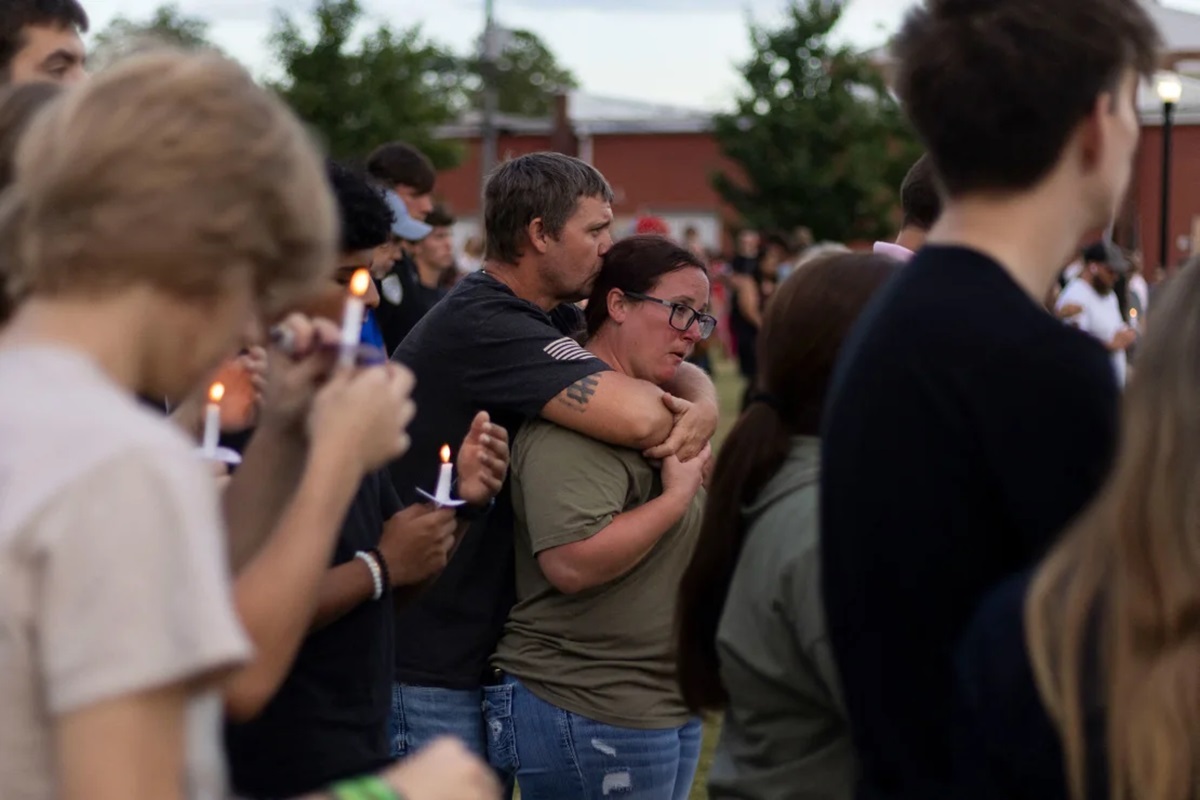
353;551;383;601
329;774;403;800
368;547;391;590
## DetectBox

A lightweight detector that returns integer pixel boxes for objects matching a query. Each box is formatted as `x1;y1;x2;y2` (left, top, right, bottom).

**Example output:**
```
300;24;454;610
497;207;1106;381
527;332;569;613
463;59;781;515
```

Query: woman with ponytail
954;263;1200;800
675;252;898;800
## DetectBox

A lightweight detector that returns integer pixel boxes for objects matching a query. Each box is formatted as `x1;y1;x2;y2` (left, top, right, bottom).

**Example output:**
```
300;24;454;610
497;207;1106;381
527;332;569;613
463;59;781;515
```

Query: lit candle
435;444;454;504
202;382;224;457
339;268;371;368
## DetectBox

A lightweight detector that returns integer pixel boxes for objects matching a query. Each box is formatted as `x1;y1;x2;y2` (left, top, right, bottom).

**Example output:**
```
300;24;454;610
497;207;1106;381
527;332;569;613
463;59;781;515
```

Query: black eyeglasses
624;292;717;339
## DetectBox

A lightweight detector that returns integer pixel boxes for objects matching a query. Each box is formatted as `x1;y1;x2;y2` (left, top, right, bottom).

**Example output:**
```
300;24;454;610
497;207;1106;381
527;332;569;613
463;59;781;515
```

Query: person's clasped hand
644;393;718;462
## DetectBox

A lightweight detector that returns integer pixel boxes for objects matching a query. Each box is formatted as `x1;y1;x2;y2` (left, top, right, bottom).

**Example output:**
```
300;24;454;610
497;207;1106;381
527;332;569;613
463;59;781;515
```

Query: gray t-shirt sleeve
35;448;251;715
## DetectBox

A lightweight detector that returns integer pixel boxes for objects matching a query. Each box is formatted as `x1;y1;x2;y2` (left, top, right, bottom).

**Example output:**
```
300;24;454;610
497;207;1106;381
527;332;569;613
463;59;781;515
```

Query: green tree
713;0;920;243
469;28;578;118
91;3;218;68
271;0;464;167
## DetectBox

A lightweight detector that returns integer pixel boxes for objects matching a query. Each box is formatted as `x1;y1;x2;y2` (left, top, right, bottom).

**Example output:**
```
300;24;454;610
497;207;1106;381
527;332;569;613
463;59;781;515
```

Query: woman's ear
607;287;629;324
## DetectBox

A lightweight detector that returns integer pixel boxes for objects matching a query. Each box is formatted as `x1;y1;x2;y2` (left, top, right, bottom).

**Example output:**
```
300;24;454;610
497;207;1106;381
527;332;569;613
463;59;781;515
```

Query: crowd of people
1;1;1198;800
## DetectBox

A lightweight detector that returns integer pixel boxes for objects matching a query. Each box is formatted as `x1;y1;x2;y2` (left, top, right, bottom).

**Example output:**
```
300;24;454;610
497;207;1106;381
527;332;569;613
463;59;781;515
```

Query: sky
80;0;1200;111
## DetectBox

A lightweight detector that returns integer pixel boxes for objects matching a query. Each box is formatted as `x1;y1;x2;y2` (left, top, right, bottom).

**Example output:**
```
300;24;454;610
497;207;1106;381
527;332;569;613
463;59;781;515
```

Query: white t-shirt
0;346;251;800
1056;277;1128;385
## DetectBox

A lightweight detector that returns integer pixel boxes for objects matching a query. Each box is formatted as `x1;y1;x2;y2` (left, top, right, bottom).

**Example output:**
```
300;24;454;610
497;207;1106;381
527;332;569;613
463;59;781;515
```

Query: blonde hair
798;242;851;268
2;49;335;315
1026;265;1200;800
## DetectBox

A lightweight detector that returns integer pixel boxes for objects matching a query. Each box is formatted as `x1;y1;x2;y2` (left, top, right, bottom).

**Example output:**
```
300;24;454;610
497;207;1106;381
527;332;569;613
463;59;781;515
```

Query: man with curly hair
223;161;510;799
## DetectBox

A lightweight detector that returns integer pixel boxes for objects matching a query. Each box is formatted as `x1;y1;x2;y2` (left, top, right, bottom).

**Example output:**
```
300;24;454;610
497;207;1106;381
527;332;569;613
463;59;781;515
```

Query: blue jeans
495;675;703;800
389;682;516;796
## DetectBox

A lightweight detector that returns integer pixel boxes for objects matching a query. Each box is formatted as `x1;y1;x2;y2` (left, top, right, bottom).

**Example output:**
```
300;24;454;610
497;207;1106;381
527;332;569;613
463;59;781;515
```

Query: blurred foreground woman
956;263;1200;800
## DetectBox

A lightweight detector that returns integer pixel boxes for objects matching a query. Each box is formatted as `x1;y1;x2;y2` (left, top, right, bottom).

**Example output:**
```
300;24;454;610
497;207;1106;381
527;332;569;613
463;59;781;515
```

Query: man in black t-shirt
819;2;1159;799
387;152;718;778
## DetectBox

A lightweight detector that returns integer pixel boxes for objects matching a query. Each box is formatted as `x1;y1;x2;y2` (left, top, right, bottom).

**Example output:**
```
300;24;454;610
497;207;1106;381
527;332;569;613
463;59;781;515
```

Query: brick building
434;0;1200;267
434;91;737;253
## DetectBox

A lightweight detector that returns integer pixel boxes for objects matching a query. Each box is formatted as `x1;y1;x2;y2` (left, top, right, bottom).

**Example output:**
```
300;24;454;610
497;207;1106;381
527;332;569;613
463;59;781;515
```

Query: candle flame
349;268;371;298
209;382;225;403
440;444;451;464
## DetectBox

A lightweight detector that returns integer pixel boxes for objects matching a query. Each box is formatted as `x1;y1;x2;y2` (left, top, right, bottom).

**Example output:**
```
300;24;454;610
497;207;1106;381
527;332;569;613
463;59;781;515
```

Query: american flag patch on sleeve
544;337;595;362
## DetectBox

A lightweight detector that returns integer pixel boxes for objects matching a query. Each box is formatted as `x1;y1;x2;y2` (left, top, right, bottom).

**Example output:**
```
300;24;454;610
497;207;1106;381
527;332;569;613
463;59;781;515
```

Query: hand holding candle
339;268;372;369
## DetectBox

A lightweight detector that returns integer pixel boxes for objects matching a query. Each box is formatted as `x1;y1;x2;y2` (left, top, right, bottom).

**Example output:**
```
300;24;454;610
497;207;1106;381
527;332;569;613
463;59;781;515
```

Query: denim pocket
482;682;519;776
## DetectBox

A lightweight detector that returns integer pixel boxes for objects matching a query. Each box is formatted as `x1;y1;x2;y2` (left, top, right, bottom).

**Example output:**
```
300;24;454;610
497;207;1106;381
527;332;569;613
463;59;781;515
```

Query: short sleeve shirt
0;347;250;800
493;419;704;728
1056;277;1128;386
388;271;610;687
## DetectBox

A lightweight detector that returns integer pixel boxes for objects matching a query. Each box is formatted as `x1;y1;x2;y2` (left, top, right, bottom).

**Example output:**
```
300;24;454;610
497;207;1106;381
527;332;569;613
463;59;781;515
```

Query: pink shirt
873;241;915;262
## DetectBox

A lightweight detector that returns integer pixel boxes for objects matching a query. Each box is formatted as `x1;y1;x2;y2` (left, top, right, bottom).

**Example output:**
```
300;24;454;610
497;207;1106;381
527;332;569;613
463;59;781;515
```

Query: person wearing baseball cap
386;189;433;242
1056;240;1135;385
371;189;436;355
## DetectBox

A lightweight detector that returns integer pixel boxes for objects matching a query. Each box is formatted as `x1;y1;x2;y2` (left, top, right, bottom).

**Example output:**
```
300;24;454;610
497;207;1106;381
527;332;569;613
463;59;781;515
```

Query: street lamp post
1156;73;1182;274
480;0;499;190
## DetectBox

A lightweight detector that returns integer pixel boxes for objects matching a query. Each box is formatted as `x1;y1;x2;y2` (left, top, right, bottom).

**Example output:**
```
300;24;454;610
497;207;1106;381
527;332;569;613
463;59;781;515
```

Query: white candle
202;382;224;457
435;444;454;503
339;268;371;367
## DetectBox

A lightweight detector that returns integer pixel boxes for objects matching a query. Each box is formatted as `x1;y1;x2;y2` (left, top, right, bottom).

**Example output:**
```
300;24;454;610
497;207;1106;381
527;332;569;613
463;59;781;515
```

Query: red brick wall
590;133;737;214
435;135;554;217
435;131;743;226
1133;124;1200;271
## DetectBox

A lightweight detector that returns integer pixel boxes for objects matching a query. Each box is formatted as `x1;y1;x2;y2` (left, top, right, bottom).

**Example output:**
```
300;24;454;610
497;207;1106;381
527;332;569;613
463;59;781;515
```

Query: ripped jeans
494;674;702;800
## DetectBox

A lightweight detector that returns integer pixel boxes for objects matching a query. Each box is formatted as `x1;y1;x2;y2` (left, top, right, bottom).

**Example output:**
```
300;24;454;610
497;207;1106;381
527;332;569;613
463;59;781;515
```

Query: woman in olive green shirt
491;235;714;800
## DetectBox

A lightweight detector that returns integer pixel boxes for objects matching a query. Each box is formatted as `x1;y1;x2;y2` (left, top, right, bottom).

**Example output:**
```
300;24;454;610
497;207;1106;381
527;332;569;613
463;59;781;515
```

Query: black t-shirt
952;572;1109;800
819;246;1119;800
374;254;448;357
387;271;609;688
225;469;403;799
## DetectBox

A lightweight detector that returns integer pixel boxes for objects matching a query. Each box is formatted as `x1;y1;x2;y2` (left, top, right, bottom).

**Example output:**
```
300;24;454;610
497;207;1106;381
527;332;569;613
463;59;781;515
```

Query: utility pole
480;0;499;189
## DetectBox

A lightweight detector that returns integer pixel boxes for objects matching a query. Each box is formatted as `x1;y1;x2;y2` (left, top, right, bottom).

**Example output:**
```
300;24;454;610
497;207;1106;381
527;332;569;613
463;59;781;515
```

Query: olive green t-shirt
493;418;704;729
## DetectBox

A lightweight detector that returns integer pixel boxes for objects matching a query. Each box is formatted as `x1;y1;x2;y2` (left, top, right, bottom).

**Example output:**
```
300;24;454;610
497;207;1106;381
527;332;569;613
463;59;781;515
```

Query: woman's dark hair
676;251;899;712
584;235;706;338
0;80;61;325
325;159;394;254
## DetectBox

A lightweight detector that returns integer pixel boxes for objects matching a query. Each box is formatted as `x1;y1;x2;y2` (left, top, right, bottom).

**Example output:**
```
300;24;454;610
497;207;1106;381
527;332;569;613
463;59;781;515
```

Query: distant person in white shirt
1057;241;1136;385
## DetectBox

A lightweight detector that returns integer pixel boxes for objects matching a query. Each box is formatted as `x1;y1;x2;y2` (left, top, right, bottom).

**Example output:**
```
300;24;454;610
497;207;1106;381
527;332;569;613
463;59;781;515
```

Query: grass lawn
690;353;744;799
